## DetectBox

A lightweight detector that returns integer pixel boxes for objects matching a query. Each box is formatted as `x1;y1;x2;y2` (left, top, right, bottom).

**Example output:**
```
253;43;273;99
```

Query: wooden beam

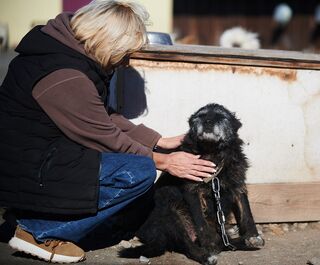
132;44;320;70
247;182;320;223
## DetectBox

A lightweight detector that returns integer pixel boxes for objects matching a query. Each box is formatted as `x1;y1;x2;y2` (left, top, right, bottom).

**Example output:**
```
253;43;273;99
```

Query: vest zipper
38;147;57;188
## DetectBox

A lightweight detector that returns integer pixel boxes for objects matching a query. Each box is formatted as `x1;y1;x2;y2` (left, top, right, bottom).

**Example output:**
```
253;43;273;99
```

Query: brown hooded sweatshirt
32;13;161;158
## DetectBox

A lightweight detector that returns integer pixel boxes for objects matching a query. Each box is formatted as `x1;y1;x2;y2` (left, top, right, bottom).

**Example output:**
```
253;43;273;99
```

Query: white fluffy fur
219;27;260;50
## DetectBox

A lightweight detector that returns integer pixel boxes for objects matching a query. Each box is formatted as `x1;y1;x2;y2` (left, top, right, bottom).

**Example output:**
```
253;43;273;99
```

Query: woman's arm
109;113;161;149
156;134;185;149
32;69;153;157
153;151;216;182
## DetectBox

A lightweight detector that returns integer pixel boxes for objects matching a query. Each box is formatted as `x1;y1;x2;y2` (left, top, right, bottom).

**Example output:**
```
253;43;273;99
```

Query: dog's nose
205;119;214;125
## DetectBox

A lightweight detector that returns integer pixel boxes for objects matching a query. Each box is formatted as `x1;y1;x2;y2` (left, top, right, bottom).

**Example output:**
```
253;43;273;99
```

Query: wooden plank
247;182;320;223
132;44;320;70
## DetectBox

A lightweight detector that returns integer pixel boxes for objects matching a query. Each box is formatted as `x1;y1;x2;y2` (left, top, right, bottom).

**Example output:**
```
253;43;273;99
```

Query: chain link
211;177;236;251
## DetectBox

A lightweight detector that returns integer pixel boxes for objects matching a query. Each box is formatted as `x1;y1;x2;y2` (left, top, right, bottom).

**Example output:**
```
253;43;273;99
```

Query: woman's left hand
156;134;185;149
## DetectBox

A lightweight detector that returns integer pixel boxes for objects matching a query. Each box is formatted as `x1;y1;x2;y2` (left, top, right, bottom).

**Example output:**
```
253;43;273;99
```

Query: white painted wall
123;60;320;184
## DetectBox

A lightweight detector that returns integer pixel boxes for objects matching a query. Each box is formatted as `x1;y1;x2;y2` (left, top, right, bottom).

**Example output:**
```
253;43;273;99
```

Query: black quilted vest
0;26;113;215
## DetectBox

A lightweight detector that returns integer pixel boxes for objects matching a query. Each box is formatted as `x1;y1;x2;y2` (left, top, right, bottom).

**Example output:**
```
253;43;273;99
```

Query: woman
0;0;216;263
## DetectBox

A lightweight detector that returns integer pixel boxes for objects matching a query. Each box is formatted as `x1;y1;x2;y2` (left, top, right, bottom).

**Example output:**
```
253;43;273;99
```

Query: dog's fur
120;103;264;264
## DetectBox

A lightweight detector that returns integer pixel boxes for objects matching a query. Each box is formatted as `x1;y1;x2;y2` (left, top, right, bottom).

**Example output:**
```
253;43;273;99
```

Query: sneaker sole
9;236;85;263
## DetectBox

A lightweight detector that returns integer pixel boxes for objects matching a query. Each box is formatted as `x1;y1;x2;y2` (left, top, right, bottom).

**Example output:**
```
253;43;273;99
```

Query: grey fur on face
190;104;237;143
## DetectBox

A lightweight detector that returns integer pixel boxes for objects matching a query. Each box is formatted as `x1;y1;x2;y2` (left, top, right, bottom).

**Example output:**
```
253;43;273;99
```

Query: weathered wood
132;44;320;70
247;182;320;223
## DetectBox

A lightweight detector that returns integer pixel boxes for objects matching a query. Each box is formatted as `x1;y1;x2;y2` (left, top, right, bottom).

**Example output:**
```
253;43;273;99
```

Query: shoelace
44;240;67;262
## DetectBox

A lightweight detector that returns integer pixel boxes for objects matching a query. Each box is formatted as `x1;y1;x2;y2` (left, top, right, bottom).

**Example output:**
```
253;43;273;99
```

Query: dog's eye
197;113;207;119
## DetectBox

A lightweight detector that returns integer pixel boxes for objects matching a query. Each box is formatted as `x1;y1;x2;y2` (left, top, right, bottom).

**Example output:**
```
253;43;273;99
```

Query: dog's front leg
179;239;219;265
232;192;264;249
183;189;222;253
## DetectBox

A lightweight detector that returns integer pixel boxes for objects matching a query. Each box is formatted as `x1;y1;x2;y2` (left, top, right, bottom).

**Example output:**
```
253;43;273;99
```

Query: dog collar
203;160;224;183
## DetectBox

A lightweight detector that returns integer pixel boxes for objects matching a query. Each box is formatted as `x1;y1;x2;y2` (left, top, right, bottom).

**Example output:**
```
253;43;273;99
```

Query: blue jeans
17;153;156;243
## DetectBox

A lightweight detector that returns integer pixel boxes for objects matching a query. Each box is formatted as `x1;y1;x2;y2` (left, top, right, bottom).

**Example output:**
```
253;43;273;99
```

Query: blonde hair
70;0;149;68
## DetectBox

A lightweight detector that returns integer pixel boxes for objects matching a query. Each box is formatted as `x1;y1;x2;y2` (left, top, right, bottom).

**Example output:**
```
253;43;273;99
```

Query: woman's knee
131;156;156;187
100;154;156;191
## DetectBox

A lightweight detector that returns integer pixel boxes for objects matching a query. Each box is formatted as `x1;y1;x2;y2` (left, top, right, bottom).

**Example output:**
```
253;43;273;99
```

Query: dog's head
188;103;242;145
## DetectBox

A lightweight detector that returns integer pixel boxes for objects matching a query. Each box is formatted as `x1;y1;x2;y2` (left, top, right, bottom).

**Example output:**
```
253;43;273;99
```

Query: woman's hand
156;134;185;150
153;151;216;182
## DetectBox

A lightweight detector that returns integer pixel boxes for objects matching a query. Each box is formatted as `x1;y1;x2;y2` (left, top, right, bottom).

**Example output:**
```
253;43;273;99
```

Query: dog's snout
205;119;214;126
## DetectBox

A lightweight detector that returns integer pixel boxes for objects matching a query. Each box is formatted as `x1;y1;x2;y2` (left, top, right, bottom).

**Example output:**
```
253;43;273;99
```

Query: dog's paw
203;254;218;265
244;235;265;249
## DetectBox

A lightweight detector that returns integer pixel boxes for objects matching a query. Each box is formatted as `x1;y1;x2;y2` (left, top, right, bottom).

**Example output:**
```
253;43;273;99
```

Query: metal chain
203;161;225;183
212;177;236;251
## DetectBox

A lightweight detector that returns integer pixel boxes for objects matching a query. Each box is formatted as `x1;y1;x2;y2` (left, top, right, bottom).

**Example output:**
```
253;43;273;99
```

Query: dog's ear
232;113;242;131
188;115;196;135
188;112;197;127
187;113;200;140
188;115;193;126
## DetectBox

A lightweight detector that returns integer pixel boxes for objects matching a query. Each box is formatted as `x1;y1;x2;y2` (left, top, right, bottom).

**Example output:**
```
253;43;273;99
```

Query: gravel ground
0;208;319;265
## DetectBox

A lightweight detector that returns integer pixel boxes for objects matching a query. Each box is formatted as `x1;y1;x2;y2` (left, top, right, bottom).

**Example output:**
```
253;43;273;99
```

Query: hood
15;12;96;62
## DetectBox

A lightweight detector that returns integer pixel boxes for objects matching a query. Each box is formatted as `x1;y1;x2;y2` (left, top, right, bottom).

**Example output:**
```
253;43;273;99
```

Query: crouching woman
0;0;215;263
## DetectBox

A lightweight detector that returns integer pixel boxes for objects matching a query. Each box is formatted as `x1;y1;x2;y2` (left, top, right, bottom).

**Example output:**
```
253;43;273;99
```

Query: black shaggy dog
120;103;264;264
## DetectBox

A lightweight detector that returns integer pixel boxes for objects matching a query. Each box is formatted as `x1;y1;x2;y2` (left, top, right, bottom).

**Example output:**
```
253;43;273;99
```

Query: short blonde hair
70;0;149;68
